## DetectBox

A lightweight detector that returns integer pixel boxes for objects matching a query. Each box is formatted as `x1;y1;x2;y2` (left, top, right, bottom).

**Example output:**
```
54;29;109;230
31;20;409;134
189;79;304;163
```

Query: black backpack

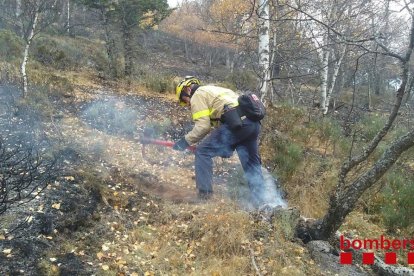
238;93;266;121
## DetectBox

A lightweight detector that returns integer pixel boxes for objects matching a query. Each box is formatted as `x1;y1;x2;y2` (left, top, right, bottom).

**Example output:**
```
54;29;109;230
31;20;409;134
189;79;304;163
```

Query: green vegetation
307;117;345;157
0;29;23;60
224;70;257;91
380;171;414;232
32;36;108;72
358;113;388;141
17;86;56;117
141;73;175;93
272;140;303;180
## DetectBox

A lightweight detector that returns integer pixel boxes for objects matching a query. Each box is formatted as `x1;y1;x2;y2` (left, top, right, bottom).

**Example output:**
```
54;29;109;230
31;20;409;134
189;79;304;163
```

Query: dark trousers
195;118;265;205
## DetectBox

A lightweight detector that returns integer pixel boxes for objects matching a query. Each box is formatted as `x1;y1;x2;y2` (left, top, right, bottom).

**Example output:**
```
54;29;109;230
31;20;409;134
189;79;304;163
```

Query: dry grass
0;60;21;83
286;157;339;218
108;201;326;275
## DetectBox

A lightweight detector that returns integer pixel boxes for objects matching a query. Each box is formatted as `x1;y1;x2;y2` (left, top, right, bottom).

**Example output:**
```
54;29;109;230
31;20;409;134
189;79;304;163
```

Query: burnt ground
0;84;372;275
0;85;255;275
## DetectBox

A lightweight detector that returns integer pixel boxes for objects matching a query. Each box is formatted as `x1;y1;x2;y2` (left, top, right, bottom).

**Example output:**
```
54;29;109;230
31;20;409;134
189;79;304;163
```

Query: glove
173;137;189;151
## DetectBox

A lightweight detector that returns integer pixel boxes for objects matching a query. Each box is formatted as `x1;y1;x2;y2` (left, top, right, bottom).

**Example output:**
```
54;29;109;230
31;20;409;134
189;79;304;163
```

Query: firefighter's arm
185;95;211;144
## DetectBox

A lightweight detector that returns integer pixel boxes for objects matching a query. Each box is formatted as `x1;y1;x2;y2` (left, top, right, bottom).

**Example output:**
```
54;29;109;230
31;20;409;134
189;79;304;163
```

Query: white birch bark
319;37;330;114
16;0;23;37
67;0;70;35
21;11;39;98
317;3;335;115
323;45;347;114
258;0;270;101
16;0;21;18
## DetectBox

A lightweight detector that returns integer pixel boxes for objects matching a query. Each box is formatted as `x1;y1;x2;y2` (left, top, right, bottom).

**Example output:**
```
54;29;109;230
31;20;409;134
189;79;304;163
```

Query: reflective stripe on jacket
185;85;239;145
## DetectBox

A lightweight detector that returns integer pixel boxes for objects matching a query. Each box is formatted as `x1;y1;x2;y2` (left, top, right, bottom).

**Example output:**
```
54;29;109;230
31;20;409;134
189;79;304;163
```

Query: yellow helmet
176;76;201;106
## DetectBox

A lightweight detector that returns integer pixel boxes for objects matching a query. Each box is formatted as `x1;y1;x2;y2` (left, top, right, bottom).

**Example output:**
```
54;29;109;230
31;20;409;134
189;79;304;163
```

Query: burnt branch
0;136;58;215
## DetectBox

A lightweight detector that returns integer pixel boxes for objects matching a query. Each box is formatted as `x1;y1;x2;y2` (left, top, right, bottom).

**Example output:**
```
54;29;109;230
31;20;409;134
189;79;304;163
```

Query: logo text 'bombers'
339;235;414;265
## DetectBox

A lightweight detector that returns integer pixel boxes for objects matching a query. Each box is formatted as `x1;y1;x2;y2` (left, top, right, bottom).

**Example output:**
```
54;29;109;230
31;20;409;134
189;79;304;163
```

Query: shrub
268;104;305;134
358;113;387;141
33;38;73;69
272;140;303;180
224;70;257;91
0;29;23;60
380;171;414;232
17;86;55;118
308;117;346;156
308;117;342;143
0;60;21;83
142;73;175;93
31;36;108;72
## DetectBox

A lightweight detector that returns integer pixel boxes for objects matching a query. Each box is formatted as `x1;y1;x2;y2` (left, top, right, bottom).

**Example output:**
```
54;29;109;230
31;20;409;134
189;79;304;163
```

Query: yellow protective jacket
185;85;239;145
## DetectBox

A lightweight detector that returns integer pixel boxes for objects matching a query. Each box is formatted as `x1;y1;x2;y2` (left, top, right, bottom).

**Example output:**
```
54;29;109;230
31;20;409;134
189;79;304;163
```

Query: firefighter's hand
173;137;189;151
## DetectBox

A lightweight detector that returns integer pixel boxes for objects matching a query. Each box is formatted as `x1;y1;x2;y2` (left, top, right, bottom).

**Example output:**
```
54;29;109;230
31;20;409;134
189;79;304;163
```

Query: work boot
198;190;213;200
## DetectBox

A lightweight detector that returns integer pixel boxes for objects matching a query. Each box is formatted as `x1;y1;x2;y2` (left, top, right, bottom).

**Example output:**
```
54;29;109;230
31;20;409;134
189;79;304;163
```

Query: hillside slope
0;76;376;275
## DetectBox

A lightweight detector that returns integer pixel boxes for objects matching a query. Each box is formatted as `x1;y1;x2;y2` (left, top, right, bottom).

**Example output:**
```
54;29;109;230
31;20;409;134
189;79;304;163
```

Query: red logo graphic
339;235;414;265
362;252;374;265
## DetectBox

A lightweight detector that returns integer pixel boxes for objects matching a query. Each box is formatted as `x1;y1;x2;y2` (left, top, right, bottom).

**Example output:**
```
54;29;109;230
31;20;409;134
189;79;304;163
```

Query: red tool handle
141;137;196;152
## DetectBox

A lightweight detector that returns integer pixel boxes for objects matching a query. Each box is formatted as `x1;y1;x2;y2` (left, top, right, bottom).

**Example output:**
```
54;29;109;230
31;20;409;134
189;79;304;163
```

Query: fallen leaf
52;203;61;209
3;249;12;254
97;252;104;260
101;264;109;271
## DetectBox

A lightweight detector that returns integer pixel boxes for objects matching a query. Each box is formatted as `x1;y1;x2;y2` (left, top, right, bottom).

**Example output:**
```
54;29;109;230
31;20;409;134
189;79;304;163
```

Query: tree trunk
404;73;414;105
319;44;329;114
15;0;23;37
66;0;70;35
258;0;270;101
123;27;134;77
302;128;414;241
101;9;118;78
269;8;279;105
323;45;347;114
184;40;190;60
21;10;39;98
225;48;232;71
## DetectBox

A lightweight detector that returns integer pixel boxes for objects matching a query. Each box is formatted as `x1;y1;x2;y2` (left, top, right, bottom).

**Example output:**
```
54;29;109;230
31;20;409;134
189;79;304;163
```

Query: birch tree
298;5;414;242
15;0;23;37
293;0;351;114
258;0;270;101
19;0;59;97
66;0;71;35
20;8;38;98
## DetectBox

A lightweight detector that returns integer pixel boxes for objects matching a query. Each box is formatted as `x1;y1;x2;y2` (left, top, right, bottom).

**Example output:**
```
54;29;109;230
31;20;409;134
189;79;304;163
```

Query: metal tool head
141;126;155;144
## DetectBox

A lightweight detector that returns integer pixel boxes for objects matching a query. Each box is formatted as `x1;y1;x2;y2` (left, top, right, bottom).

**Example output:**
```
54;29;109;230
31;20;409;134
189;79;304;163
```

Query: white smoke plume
260;167;287;208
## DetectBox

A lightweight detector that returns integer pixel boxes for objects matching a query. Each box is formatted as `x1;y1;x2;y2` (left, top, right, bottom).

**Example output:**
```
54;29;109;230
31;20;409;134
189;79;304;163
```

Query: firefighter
173;76;265;207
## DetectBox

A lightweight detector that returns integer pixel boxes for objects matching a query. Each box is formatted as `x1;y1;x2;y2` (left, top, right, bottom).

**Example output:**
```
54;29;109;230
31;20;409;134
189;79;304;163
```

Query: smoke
0;85;49;149
81;97;139;137
259;167;287;208
1;85;288;210
227;165;287;210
